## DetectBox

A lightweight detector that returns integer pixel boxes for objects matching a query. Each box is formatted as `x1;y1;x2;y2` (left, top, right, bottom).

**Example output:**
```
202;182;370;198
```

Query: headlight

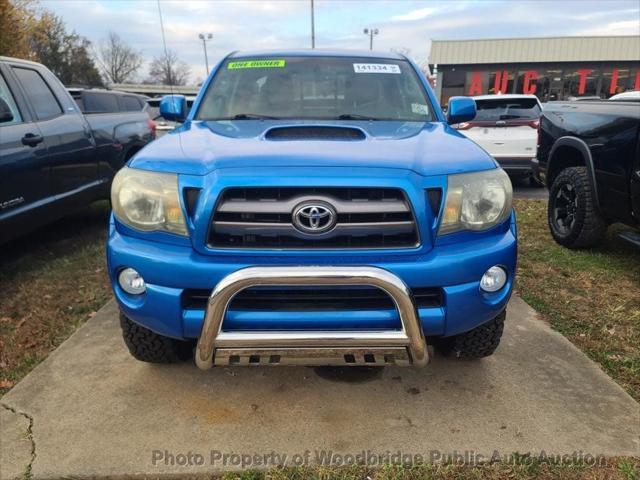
439;169;512;235
111;167;188;235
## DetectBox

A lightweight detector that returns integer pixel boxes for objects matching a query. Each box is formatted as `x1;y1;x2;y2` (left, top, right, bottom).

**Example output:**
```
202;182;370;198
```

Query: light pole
198;33;213;75
363;28;379;50
310;0;315;49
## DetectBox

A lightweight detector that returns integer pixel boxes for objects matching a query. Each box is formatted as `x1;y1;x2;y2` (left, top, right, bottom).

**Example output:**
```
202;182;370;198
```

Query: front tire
548;167;607;248
120;312;193;363
436;310;506;359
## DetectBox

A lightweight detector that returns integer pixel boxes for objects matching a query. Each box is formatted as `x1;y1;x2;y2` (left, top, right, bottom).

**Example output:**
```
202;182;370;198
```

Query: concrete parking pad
0;405;33;480
1;296;638;479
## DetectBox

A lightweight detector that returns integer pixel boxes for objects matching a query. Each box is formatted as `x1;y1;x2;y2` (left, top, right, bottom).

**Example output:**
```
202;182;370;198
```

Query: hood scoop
264;125;367;141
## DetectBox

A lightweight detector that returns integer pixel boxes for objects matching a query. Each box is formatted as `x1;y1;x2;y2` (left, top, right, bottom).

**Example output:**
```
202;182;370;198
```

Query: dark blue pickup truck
0;56;154;243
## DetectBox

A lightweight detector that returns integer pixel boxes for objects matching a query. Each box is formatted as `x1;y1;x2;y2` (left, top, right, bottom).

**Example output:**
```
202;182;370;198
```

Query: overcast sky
42;0;640;84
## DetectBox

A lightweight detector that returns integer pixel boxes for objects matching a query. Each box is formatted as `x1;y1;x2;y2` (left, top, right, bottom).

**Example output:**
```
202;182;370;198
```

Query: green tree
29;11;103;87
64;35;104;86
0;0;42;59
1;2;103;87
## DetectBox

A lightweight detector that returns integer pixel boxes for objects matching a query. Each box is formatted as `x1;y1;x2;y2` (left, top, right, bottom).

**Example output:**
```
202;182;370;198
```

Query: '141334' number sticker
353;63;401;74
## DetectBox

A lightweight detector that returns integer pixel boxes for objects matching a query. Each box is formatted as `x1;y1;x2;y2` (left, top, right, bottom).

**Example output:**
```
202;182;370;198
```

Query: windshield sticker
353;63;401;74
411;103;430;115
228;59;286;69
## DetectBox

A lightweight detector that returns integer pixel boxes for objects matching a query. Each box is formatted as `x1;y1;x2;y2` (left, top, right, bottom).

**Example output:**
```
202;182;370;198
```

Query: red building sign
466;68;640;96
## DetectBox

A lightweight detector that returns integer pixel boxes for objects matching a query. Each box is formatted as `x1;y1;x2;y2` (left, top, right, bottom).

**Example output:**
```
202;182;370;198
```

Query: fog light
480;266;507;293
118;268;146;295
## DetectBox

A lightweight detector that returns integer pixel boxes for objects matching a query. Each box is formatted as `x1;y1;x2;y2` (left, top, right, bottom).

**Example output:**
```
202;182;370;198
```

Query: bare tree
146;49;190;86
96;31;142;84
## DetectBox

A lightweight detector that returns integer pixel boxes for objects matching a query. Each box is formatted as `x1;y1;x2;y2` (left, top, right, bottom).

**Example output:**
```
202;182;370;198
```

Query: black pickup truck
538;100;640;248
0;56;154;243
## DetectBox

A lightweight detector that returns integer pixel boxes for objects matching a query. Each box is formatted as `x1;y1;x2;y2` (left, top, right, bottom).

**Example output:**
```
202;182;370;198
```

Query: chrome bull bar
195;266;429;369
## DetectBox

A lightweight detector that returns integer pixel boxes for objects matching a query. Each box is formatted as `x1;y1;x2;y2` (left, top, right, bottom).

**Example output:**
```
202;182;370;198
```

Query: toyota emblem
292;201;337;234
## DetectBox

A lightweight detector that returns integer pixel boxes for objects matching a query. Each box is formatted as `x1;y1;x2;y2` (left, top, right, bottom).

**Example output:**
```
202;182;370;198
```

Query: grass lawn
215;459;640;480
0;199;638;479
215;459;639;480
515;199;640;402
0;201;112;393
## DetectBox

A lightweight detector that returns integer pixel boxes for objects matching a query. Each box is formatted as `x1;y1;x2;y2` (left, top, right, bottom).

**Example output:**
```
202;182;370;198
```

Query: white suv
456;94;542;183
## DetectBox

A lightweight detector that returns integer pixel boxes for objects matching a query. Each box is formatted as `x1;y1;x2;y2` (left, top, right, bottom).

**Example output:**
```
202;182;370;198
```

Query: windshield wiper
336;113;379;120
231;113;279;120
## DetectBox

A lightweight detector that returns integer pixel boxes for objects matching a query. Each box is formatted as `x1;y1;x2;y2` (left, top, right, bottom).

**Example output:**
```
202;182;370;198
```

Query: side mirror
0;97;14;123
446;96;476;125
159;94;187;123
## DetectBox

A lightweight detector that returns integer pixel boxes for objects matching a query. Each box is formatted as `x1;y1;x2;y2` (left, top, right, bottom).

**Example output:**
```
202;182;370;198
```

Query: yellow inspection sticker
228;59;286;69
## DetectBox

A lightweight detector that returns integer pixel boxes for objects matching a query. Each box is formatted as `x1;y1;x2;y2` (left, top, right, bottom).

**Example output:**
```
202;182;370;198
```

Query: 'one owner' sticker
228;59;286;69
353;63;401;74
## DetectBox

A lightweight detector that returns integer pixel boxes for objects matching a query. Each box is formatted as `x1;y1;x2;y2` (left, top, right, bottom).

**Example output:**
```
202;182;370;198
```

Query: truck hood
130;120;497;176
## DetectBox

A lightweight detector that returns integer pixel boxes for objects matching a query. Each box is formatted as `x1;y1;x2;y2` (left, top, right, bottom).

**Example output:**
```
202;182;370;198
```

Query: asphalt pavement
511;176;548;200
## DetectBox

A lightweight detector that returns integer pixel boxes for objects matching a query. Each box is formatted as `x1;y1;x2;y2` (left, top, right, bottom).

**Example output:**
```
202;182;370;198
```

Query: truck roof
0;56;45;67
66;87;148;98
228;49;405;60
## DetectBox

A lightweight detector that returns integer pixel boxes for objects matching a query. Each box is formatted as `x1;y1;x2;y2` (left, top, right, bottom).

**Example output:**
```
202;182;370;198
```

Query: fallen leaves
0;379;14;388
0;202;112;393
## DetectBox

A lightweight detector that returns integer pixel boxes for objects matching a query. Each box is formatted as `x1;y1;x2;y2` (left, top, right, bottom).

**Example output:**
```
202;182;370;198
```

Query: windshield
195;56;434;122
474;98;541;121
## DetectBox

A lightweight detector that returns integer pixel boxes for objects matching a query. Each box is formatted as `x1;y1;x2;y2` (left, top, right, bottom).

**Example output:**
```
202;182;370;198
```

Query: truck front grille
182;286;443;311
208;187;419;249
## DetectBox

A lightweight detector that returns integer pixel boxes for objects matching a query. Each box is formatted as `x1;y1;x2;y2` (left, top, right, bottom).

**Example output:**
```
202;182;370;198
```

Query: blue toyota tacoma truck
107;50;517;369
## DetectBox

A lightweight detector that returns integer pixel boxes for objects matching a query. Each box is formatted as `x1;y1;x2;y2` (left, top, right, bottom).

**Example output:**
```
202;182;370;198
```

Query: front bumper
107;211;517;349
196;266;428;369
494;156;537;174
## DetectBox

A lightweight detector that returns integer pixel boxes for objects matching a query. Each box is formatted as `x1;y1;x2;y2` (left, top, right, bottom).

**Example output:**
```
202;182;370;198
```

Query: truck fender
547;136;600;210
113;119;147;145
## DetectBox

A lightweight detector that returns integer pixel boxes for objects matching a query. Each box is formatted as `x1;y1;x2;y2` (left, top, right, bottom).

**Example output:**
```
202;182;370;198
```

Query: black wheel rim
553;182;578;234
